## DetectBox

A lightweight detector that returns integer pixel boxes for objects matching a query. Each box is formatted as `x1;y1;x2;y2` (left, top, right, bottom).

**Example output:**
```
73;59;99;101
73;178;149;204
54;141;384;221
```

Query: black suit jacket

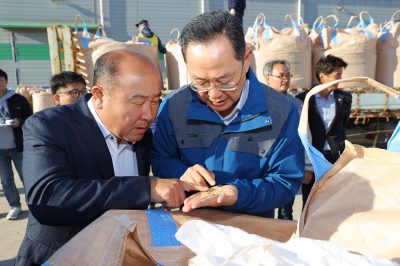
16;94;153;266
296;88;352;161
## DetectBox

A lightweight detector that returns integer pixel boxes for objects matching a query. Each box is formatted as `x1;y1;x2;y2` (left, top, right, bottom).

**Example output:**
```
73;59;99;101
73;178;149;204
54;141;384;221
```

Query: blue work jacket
150;69;304;217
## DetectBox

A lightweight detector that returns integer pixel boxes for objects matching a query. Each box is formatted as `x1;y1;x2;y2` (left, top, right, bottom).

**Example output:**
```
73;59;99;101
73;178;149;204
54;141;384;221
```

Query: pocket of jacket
175;132;214;149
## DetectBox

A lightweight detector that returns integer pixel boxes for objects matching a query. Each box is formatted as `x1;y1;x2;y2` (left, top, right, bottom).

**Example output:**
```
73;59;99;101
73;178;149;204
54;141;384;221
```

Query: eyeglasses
189;64;244;93
268;73;293;80
58;89;87;98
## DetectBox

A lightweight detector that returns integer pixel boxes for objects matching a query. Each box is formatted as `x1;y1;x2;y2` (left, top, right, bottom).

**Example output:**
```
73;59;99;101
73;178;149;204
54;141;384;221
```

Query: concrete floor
0;165;28;266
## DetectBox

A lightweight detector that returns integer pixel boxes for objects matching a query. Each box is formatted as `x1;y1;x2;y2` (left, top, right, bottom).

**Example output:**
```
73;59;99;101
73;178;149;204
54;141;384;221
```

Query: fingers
196;165;216;186
182;185;238;212
150;178;209;209
180;164;216;186
181;181;208;192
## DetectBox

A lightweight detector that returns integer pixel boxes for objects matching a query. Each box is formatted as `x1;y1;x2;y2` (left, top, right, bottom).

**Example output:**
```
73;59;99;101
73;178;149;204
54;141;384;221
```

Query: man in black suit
296;55;352;208
16;49;207;266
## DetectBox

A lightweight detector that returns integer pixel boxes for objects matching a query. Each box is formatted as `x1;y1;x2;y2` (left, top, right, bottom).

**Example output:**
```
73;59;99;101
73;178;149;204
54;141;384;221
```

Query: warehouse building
0;0;399;87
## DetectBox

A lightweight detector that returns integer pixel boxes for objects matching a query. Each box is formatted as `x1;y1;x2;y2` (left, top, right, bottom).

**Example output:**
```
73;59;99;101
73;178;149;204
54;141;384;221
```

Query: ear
244;47;253;71
265;75;271;85
319;73;326;84
91;86;105;110
54;94;61;105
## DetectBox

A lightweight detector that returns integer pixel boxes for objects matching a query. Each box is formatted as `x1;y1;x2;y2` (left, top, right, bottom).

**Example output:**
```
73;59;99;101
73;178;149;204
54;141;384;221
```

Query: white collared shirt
87;98;138;176
215;79;250;125
315;90;336;150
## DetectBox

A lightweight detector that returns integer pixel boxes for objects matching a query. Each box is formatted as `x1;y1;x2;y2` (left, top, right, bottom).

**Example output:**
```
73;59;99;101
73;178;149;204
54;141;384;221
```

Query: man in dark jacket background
296;55;352;208
0;69;32;220
228;0;246;27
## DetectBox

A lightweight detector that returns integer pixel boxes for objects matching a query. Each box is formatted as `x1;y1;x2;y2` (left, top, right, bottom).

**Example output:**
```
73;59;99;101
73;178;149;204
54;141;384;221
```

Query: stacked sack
308;11;378;88
376;10;400;88
16;86;55;113
245;11;400;89
245;13;312;89
164;28;191;90
72;15;162;90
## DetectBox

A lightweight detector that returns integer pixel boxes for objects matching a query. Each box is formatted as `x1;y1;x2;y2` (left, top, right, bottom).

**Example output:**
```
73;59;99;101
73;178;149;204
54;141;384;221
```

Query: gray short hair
263;59;291;77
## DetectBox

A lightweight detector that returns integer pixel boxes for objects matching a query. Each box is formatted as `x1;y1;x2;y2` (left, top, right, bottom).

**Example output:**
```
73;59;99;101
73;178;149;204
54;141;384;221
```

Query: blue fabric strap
364;29;374;39
331;30;338;45
388;119;400;152
263;20;270;41
82;24;89;48
144;209;181;247
299;132;333;182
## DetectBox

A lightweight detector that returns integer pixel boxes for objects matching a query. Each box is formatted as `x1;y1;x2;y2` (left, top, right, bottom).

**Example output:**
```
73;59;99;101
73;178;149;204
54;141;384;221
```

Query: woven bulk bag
44;209;297;266
16;86;34;110
298;76;400;263
310;15;340;86
245;13;311;89
32;90;56;113
72;15;161;89
164;28;191;90
376;10;400;87
72;15;109;90
321;12;379;88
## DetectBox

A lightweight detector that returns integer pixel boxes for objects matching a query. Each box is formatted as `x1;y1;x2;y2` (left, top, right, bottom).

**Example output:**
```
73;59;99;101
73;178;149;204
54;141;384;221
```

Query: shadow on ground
0;258;16;266
0;210;29;220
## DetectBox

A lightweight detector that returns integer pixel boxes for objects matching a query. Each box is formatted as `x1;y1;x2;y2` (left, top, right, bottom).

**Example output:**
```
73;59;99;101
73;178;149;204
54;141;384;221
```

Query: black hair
181;10;245;62
0;69;8;82
50;71;86;95
315;55;348;83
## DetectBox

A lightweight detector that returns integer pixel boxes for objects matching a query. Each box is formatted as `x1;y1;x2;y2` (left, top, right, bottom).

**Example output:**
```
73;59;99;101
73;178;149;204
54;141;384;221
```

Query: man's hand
303;171;314;184
150;178;208;208
10;118;20;128
180;164;216;187
181;185;238;212
230;8;236;16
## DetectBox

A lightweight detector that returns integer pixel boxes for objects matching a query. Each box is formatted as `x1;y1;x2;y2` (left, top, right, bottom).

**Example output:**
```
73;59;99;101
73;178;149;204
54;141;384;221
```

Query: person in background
0;69;32;220
150;10;304;218
50;71;87;106
296;55;352;208
264;59;313;220
15;49;206;266
136;19;166;54
229;0;246;27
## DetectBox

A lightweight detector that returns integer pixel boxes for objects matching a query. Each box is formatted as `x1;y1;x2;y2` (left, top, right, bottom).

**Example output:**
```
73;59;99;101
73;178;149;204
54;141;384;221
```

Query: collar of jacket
186;68;272;132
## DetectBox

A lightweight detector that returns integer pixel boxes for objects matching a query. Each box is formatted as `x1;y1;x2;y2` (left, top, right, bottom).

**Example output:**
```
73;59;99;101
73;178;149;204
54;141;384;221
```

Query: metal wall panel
0;28;11;43
0;28;17;86
13;31;52;85
17;60;52;86
0;0;98;25
13;30;49;45
244;0;298;30
103;0;201;42
0;61;18;87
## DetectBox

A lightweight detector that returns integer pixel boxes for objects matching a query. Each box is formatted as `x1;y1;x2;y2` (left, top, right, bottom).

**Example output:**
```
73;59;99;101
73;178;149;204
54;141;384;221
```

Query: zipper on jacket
218;110;269;137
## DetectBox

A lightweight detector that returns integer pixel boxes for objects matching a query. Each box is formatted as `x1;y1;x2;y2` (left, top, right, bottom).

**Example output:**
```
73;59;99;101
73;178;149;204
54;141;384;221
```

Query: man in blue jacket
150;10;304;218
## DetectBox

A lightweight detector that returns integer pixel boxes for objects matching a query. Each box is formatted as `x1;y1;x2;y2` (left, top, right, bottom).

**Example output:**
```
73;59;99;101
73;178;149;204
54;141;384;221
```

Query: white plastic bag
176;220;398;266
